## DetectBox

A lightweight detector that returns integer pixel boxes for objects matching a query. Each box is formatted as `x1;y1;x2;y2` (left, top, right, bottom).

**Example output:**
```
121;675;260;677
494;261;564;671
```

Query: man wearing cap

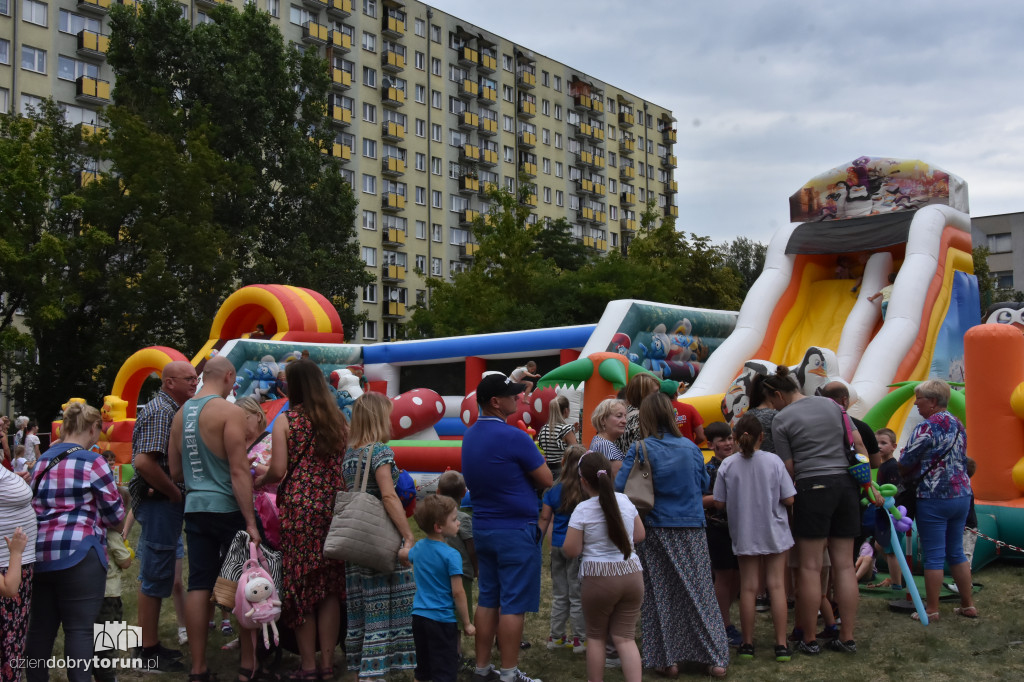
462;374;553;682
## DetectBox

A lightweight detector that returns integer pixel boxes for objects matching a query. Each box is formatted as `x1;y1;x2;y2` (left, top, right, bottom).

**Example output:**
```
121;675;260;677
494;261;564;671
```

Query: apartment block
0;0;677;343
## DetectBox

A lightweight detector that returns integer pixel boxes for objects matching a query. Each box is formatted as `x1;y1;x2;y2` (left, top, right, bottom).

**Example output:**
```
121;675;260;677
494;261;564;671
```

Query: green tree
720;236;767;298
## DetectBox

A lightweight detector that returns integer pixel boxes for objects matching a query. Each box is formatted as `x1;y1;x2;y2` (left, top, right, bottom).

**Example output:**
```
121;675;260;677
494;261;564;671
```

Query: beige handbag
323;444;403;573
624;440;655;518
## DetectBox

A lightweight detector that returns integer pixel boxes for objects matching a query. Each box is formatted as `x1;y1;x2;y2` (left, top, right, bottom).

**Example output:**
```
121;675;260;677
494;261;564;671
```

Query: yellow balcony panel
330;106;352;126
382;156;406;175
325;142;351;161
459;79;479;99
594;184;606;197
583;235;595;248
620;218;637;233
302;21;329;45
79;123;106;142
579;207;594;221
78;0;111;14
595;211;606;223
517;70;536;89
666;205;679;218
75;76;111;103
459;242;479;259
480;182;498;196
578;151;593;166
383;301;407;317
518;131;536;148
574;122;591;139
382;87;405;107
593;156;605;169
381;121;405;140
382;264;406;281
577;179;593;194
517;100;536;117
382;50;405;72
573;94;592;111
383;228;406;245
592;99;604;113
459;46;479;66
326;0;352;18
478;117;498;135
619;137;635;153
668;180;679;193
620;192;636;205
77;30;109;58
662;154;677;168
78;170;99;187
329;30;352;51
331;68;352;89
382;193;406;211
459;111;479;129
597;239;608;251
383;16;405;37
618;111;635;127
521;193;537;207
592;127;605;141
478;86;497;103
620;165;635;179
663;128;677;143
461;144;480;161
479;149;498;166
459;175;480;193
519;162;537;177
459;209;479;225
478;53;497;72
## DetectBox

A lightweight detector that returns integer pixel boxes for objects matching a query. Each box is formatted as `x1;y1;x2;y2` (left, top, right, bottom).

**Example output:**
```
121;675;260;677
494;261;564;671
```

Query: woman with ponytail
712;413;796;662
563;450;645;682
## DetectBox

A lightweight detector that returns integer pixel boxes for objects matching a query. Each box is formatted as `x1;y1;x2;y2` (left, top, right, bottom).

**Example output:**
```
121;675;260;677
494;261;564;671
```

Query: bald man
168;356;263;679
129;360;197;672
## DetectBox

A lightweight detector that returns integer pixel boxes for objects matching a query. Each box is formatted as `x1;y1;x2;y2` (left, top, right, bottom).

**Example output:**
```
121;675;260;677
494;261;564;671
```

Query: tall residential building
1;0;678;343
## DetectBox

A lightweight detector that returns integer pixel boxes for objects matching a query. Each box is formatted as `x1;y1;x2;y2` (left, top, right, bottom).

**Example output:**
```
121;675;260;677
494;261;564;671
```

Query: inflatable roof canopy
789;156;968;224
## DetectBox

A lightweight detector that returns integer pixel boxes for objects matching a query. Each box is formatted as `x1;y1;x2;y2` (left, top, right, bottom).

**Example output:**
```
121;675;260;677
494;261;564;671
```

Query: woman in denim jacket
615;392;729;679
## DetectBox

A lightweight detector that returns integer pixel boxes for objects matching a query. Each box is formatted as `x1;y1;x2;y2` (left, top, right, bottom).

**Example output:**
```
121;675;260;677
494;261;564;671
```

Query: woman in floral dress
264;359;349;680
342;392;417;678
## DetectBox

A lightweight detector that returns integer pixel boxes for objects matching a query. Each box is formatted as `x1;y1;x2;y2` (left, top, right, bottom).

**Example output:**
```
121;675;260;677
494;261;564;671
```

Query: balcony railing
301;21;329;45
477;53;497;72
382;50;405;72
326;0;352;18
75;76;111;103
381;87;405;107
382;156;406;176
331;68;352;89
383;228;406;246
382;121;404;141
77;30;109;58
382;193;406;211
458;111;479;130
459;46;478;67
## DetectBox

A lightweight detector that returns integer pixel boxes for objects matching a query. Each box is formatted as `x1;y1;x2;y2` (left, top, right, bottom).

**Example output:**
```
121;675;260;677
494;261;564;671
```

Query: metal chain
968;527;1024;555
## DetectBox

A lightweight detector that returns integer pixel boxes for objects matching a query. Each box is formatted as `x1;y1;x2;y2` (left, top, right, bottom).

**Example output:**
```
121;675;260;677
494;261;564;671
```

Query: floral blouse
899;410;971;500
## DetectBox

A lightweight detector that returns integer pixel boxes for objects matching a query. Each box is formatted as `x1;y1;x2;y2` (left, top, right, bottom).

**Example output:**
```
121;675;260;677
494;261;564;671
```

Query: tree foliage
719;236;768;299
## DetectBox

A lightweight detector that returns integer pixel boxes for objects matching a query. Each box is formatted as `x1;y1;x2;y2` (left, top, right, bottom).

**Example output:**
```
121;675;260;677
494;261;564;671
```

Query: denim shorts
136;498;184;598
475;522;542;614
184;511;249;592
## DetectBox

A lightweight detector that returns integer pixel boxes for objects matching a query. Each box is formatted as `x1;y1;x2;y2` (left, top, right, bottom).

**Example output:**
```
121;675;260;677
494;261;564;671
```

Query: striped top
0;467;37;567
537;422;574;465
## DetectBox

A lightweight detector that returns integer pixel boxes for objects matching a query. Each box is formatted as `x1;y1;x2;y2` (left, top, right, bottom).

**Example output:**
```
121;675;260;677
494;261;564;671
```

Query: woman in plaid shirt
24;402;125;682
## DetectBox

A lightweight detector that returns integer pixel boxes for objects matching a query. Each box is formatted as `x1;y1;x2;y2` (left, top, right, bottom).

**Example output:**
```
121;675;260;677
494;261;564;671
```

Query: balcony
661;154;677;168
618;111;635;127
76;76;111;104
593;155;605;169
382;15;405;38
479;181;498;197
328;30;352;51
458;79;479;99
593;183;606;197
620;192;636;206
382;193;406;212
459;175;480;194
383;228;406;246
79;123;106;142
477;86;497;104
477;52;497;72
381;87;405;107
382;156;406;176
667;180;678;193
381;121;404;141
115;0;139;9
573;122;592;139
665;205;679;218
518;131;536;148
576;150;593;167
78;170;99;187
477;117;498;136
320;142;351;161
517;70;536;89
479;149;498;166
517;100;536;118
620;165;635;180
459;209;479;226
576;179;594;196
619;137;635;154
77;0;111;14
595;210;607;223
663;127;677;143
382;264;406;281
326;0;352;18
302;21;329;45
330;68;352;89
302;0;327;9
519;162;537;177
521;193;537;207
329;105;352;127
460;144;480;163
620;218;637;233
459;242;480;260
77;30;109;58
583;235;595;248
577;207;595;223
383;301;407;318
458;110;478;130
595;238;608;251
382;50;405;72
458;46;478;67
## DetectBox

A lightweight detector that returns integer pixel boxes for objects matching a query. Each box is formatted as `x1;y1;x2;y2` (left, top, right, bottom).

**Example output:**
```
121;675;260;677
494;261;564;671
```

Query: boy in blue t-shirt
410;494;476;682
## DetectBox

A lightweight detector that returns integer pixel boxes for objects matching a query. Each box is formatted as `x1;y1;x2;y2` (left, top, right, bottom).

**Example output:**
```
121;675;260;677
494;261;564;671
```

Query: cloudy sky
430;0;1023;245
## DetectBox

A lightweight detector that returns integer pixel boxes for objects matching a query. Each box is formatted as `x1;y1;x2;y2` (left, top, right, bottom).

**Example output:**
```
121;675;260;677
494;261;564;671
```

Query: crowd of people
0;358;980;682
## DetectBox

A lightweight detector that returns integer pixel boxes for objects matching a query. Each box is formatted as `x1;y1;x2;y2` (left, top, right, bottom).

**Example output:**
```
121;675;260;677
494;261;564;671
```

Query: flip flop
910;611;940;621
954;606;979;618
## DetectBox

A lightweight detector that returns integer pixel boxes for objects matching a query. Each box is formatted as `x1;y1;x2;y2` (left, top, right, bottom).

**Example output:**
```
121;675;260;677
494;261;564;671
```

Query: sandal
910;611;940;621
954;606;979;618
868;577;893;588
707;665;728;678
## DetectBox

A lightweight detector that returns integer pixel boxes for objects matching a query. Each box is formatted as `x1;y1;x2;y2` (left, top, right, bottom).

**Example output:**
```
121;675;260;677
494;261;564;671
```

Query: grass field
44;526;1024;682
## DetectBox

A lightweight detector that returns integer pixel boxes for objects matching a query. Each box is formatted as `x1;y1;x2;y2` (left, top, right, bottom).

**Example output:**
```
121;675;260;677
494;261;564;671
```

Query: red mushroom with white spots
460;392;479;428
390;388;446;439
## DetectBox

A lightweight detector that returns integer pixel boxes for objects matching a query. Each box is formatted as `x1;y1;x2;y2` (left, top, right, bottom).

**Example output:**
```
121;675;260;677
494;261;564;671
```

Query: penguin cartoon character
794;347;834;397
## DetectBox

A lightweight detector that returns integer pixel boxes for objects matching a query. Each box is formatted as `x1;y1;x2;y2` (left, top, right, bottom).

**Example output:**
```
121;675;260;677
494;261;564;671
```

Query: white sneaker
177;626;188;645
503;669;542;682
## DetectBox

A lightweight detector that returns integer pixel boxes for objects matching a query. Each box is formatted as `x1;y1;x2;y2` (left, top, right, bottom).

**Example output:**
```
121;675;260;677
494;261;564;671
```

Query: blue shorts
475;522;542;614
136;498;184;598
184;511;249;592
917;496;970;570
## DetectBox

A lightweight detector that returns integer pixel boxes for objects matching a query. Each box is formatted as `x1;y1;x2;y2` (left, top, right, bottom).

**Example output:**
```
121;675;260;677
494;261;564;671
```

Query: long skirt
637;526;729;669
345;562;416;677
0;565;32;682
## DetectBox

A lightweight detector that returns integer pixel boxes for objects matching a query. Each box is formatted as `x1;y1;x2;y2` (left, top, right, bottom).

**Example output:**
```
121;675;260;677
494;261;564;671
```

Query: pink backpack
233;542;282;662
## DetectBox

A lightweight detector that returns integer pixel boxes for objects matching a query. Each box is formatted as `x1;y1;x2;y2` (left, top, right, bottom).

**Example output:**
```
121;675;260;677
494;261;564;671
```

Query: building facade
972;212;1024;294
1;0;677;343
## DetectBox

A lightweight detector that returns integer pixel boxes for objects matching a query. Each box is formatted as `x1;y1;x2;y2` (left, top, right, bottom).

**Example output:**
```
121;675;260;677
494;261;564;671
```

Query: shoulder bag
323;444;403;573
32;446;84;496
894;444;950;519
624;440;654;519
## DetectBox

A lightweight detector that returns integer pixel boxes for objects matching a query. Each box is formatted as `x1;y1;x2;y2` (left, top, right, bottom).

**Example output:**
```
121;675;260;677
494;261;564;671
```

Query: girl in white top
713;413;796;662
563;450;645;682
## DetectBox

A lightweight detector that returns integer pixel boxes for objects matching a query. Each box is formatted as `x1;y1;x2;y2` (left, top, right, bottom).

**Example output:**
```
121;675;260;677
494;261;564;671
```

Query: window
431;157;442;175
431;123;442;142
0;88;7;114
362;284;377;303
503;115;514;132
414;18;425;37
414;152;426;171
362;174;376;194
363;321;377;340
569;195;579;210
994;270;1014;289
431;90;441;109
362;138;377;158
540;128;550;145
362;32;376;52
555;190;563;206
502;54;513;71
430;24;441;43
416;221;426;239
362;102;376;122
0;0;7;12
23;0;46;26
412;254;425;272
555;162;563;178
541;99;550;116
431;190;442;208
609;179;617;193
362;246;377;266
289;5;313;26
543;187;551;203
450;227;469;245
431;257;443;276
554;132;562;149
20;93;43;115
608;151;617;167
554;104;562;121
363;67;376;87
414;84;425;103
361;210;377;231
541;71;549;86
553;75;561;91
57;55;97;82
415;187;426;205
432;224;443;242
505;176;515;191
0;39;8;65
431;57;441;76
58;9;99;34
266;0;279;17
415;118;426;137
988;233;1012;253
542;158;550;174
21;45;46;74
502;85;513;102
414;51;424;70
362;0;376;17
